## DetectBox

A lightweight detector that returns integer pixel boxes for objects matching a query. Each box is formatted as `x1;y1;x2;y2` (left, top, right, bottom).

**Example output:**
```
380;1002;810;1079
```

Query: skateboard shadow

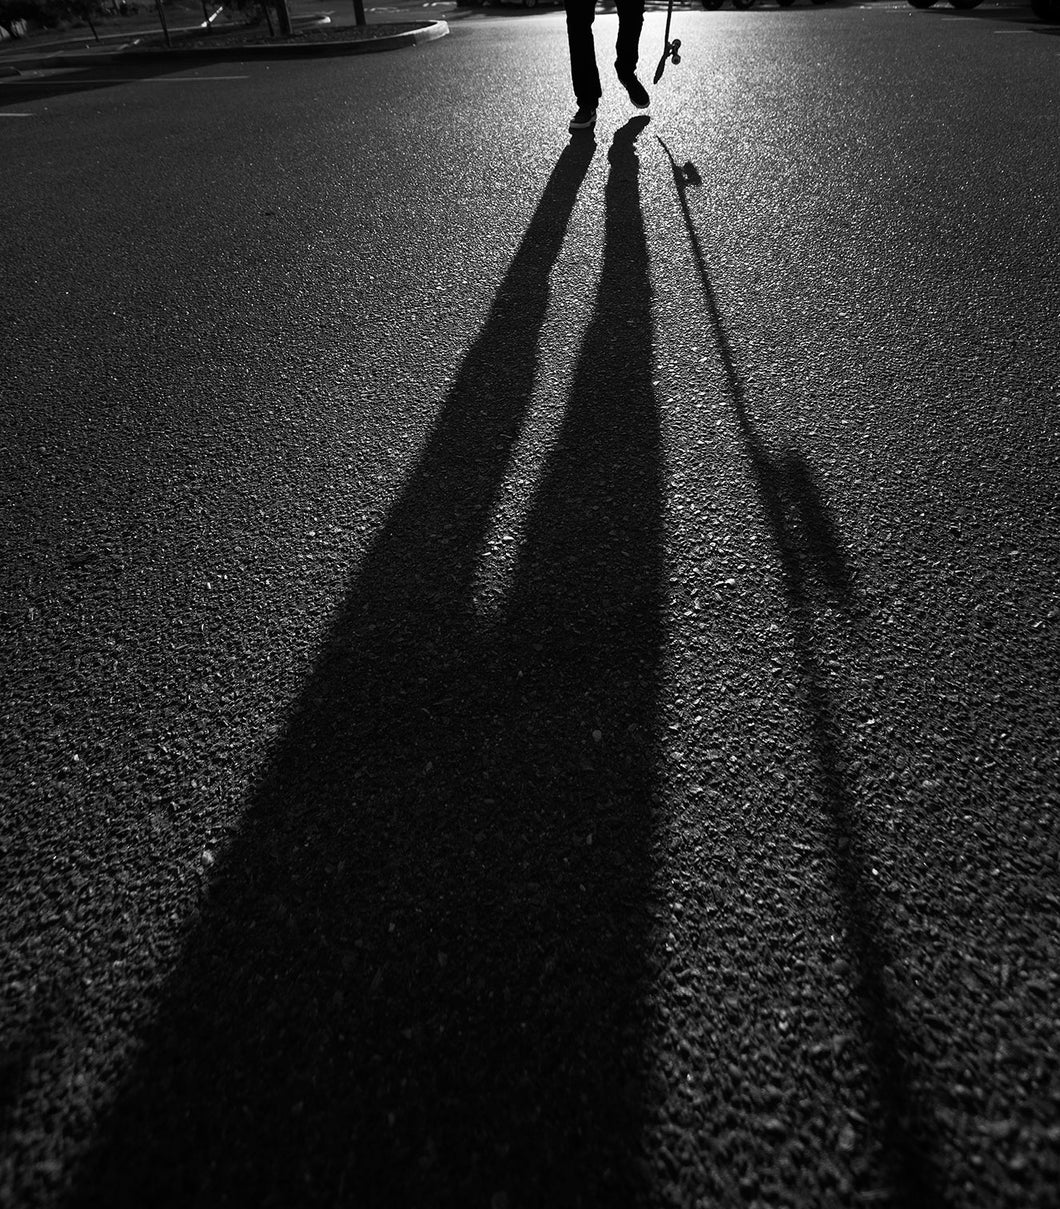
658;137;945;1209
68;124;664;1206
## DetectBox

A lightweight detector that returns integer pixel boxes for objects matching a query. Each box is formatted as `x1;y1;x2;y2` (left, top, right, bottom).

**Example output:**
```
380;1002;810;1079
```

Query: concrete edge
0;20;448;71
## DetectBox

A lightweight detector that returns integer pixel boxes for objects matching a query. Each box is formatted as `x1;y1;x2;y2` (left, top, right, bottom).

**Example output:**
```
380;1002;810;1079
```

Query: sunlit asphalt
2;6;1058;1207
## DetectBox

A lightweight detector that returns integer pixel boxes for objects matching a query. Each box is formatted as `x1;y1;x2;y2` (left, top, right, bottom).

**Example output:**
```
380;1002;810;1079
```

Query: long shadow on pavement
69;121;664;1206
923;4;1058;29
658;138;947;1209
0;62;211;106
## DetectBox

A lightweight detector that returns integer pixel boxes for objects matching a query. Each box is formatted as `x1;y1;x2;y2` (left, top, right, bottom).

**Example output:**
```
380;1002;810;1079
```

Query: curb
0;20;447;71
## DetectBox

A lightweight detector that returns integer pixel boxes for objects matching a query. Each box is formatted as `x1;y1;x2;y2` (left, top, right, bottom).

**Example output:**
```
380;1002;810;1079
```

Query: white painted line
29;75;250;83
0;112;33;117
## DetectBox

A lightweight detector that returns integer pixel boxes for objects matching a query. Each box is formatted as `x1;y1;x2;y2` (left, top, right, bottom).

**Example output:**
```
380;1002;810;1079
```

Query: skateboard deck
653;0;682;85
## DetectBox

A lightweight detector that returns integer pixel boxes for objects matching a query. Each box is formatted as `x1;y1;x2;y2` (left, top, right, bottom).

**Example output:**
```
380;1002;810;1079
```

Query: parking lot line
29;75;251;82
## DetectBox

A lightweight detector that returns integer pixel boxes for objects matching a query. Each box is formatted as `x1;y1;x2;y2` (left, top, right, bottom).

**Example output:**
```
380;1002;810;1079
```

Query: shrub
0;0;105;31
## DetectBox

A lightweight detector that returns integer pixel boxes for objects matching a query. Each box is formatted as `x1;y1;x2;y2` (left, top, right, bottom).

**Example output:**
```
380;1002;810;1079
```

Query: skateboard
653;0;682;85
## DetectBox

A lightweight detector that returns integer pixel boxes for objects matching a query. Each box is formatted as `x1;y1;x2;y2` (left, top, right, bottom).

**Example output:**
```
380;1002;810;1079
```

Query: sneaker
569;104;597;132
618;73;650;109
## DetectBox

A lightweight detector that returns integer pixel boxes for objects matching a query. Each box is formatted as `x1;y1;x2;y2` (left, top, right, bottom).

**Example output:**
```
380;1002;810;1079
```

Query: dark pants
564;0;645;107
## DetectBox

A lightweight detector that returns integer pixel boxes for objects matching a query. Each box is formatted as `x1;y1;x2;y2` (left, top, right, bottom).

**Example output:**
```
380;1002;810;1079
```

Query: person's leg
614;0;645;80
564;0;602;107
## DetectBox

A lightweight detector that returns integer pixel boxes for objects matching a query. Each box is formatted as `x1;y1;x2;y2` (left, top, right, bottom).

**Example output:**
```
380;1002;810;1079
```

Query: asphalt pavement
2;5;1059;1207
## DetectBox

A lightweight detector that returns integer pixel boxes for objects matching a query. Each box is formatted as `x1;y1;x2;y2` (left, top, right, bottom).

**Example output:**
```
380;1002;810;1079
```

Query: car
907;0;984;10
701;0;832;8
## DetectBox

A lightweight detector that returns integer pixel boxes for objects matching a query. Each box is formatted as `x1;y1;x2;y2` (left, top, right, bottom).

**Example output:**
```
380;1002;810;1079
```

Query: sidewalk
0;5;449;70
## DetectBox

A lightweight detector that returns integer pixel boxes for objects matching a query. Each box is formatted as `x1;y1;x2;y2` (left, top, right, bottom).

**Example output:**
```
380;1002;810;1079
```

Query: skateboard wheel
672;53;681;65
672;39;681;51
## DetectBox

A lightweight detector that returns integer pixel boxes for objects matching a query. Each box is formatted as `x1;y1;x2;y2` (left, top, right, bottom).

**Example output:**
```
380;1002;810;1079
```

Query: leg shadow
68;130;663;1207
658;138;945;1209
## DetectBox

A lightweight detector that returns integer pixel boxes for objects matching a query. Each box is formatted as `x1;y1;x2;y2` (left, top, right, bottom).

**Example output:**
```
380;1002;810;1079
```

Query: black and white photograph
2;0;1058;1205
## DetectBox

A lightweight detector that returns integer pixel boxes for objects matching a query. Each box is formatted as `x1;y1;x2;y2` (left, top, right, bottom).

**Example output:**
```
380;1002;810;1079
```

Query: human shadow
658;140;945;1209
70;123;663;1207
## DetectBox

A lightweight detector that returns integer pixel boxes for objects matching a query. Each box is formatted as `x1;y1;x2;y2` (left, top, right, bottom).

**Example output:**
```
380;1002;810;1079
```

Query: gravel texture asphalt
1;5;1059;1207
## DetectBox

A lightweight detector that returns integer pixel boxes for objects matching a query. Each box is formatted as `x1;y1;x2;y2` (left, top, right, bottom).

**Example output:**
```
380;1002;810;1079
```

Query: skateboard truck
653;0;681;85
